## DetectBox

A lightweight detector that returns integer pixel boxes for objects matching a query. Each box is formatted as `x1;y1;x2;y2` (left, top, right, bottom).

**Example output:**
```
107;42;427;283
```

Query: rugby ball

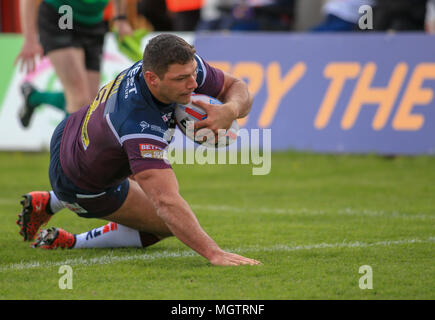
175;94;239;148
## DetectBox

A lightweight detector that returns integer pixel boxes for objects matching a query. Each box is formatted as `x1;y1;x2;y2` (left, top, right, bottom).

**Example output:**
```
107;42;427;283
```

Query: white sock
49;191;65;213
73;222;144;249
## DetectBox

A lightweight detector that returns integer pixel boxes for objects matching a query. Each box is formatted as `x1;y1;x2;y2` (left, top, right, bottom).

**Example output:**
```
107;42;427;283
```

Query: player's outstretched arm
134;168;261;266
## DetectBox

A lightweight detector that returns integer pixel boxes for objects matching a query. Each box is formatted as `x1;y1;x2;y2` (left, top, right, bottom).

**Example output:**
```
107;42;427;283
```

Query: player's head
143;34;198;104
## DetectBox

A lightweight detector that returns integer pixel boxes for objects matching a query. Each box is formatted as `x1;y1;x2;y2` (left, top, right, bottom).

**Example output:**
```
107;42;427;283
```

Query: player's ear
144;71;159;86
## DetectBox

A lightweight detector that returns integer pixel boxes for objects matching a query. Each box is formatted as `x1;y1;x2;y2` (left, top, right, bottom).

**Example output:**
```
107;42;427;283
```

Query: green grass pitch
0;151;434;299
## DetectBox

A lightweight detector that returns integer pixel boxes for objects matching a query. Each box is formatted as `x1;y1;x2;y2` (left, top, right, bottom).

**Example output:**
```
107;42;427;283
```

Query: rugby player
15;0;132;127
17;34;260;266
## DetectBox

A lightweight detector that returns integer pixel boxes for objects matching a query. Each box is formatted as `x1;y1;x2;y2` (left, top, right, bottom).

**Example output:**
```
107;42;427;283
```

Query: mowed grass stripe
2;197;433;220
191;204;434;220
2;236;434;272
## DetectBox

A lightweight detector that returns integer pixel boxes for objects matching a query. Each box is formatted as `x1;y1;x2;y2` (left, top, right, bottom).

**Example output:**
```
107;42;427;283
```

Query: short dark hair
142;34;196;79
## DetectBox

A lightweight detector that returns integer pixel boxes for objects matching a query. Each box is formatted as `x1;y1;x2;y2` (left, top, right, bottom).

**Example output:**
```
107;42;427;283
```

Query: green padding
114;29;149;62
0;34;24;112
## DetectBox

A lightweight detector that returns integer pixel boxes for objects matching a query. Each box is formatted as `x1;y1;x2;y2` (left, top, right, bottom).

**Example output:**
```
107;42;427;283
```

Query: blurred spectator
166;0;204;31
311;0;375;32
136;0;173;31
373;0;427;31
196;0;237;31
197;0;295;31
426;0;435;32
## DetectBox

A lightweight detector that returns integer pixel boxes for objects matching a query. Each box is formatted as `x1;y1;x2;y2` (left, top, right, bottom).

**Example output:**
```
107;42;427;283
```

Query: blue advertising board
194;33;435;154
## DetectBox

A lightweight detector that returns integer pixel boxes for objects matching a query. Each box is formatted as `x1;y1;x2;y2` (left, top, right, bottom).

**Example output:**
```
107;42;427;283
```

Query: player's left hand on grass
209;250;262;266
193;99;238;135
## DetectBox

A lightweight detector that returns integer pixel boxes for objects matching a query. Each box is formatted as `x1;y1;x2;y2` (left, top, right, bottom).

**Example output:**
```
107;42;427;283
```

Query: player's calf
32;222;161;250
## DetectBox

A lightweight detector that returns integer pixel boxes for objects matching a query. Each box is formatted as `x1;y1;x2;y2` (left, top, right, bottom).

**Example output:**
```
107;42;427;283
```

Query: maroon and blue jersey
59;55;224;192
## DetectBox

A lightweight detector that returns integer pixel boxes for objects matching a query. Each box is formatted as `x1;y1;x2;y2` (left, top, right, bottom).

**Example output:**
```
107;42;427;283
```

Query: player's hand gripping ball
175;94;239;148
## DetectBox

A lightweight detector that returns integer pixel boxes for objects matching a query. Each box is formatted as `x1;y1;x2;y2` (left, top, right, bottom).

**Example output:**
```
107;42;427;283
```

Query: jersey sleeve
123;135;171;174
107;110;172;175
194;54;225;98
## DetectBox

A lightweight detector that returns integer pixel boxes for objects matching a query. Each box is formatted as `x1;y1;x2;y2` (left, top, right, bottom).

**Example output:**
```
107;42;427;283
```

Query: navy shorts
49;118;130;218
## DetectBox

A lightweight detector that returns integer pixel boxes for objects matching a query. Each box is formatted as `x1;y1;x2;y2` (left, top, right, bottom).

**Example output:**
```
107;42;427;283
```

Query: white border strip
1;236;433;272
76;192;106;199
120;133;168;146
195;54;207;87
105;113;122;145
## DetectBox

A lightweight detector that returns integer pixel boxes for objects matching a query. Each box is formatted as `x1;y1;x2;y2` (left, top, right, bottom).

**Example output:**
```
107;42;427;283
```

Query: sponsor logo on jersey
140;121;150;132
139;143;165;159
151;124;166;134
124;65;141;99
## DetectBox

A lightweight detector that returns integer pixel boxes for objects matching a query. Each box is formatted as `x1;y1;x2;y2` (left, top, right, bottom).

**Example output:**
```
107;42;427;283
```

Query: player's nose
187;75;198;90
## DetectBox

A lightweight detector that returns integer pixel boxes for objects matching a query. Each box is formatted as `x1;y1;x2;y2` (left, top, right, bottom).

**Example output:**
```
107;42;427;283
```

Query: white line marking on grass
191;204;435;220
233;237;435;253
1;236;434;272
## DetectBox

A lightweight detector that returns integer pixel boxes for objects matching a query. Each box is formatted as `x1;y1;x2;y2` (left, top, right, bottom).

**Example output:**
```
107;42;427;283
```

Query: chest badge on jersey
162;112;173;123
140;121;150;132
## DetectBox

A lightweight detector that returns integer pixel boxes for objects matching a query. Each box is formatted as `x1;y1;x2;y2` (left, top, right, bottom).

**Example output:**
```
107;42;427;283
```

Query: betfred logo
139;143;161;151
139;143;165;159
